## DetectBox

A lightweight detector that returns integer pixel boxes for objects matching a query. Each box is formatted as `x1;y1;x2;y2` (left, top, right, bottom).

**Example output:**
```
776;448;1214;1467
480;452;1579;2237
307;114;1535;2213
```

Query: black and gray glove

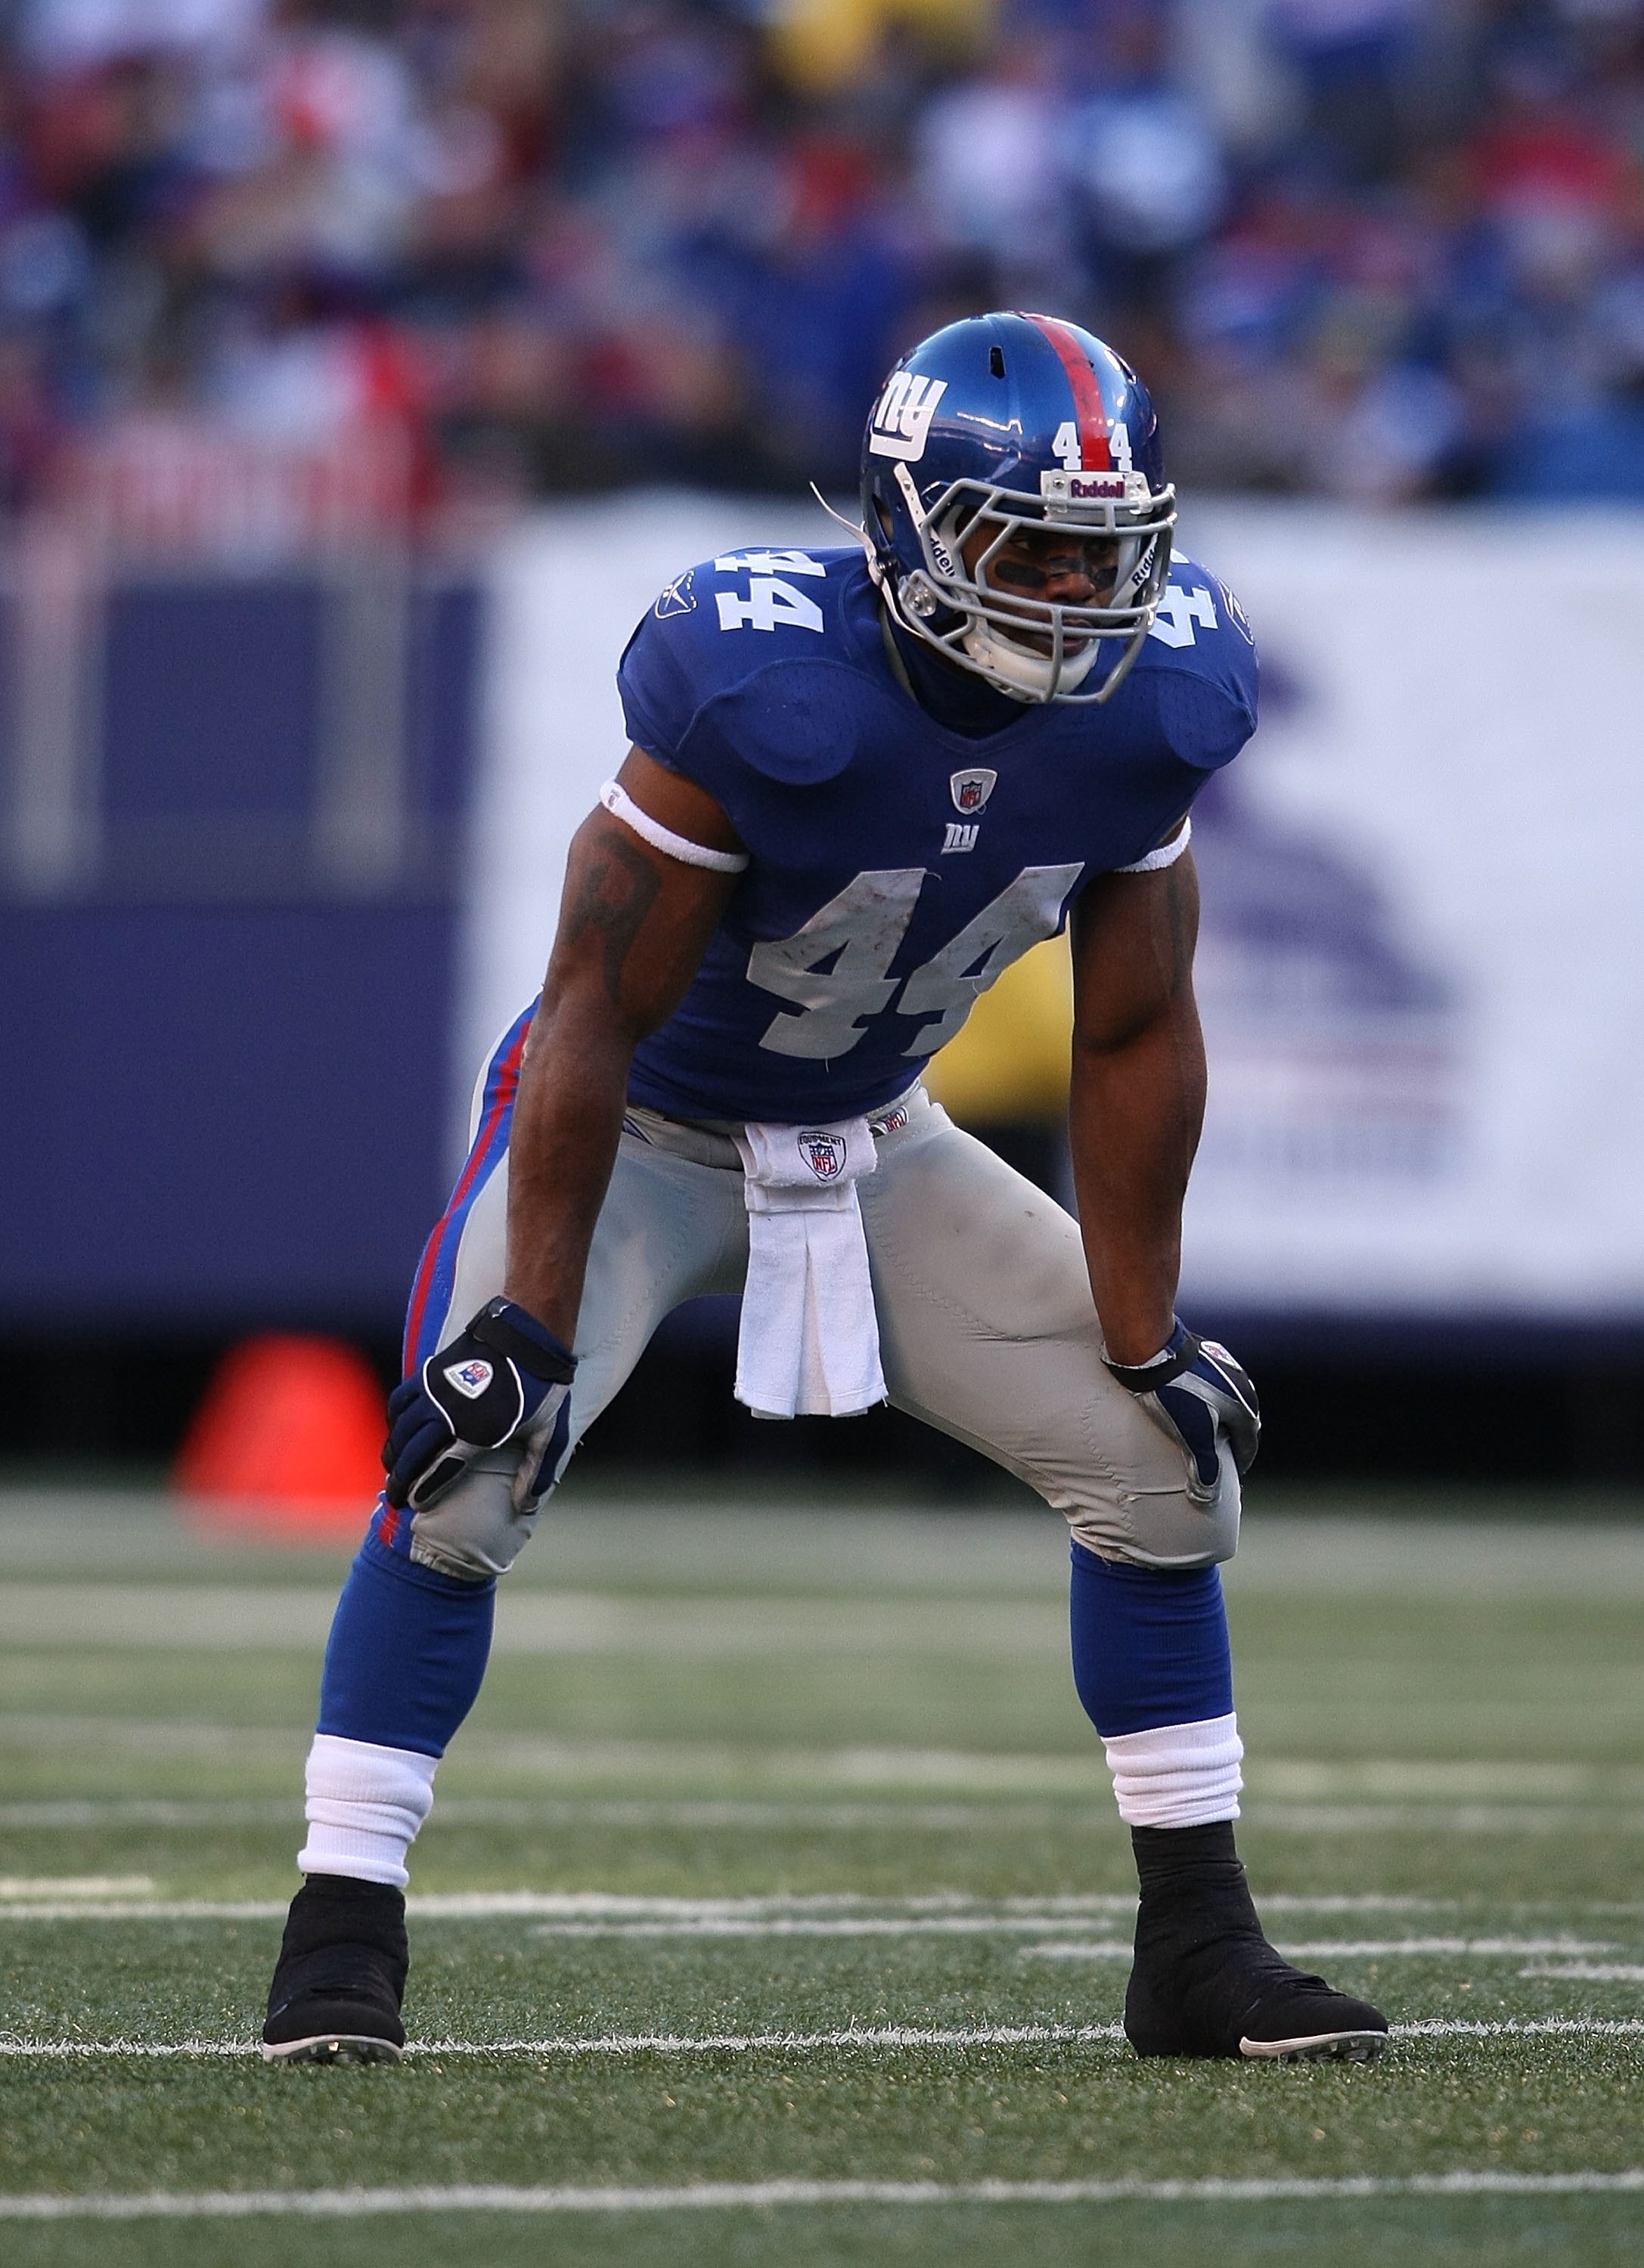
1105;1320;1260;1498
383;1297;577;1514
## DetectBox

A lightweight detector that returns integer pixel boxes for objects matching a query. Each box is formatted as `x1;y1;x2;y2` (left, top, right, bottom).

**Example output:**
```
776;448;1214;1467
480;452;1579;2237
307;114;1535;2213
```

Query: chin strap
810;482;876;572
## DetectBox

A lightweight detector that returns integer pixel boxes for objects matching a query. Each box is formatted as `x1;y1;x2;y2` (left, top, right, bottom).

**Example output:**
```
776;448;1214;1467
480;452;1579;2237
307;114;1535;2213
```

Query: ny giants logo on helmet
799;1132;847;1182
867;373;948;462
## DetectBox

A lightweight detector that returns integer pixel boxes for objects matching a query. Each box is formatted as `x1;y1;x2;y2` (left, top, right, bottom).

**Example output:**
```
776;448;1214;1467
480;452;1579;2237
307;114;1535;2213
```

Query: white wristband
599;779;749;873
1114;816;1191;875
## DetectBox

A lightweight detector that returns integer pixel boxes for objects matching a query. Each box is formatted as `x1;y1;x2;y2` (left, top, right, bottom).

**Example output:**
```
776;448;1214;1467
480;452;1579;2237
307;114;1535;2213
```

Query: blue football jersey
616;545;1257;1123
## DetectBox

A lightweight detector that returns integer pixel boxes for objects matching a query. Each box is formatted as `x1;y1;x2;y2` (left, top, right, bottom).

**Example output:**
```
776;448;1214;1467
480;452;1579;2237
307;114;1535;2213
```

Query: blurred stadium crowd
2;0;1644;521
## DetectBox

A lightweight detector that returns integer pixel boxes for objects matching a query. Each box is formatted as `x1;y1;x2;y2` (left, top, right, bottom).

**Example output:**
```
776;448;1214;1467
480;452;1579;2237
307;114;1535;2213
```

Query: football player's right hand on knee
1105;1321;1260;1501
383;1297;577;1514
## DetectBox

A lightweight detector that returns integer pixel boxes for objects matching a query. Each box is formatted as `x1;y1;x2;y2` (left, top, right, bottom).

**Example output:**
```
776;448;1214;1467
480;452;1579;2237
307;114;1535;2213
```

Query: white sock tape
1103;1711;1243;1829
297;1734;438;1890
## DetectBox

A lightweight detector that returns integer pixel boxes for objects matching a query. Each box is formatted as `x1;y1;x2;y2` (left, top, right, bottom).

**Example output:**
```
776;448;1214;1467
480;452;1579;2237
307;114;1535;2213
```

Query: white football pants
405;1080;1241;1582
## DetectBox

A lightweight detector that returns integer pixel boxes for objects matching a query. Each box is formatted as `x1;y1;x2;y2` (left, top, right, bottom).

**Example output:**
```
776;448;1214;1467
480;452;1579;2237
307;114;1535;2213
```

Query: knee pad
408;1450;541;1581
1064;1441;1242;1571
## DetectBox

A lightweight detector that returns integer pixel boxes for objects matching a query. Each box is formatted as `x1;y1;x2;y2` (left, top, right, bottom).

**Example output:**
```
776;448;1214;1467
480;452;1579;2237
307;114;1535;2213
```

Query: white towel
732;1117;886;1420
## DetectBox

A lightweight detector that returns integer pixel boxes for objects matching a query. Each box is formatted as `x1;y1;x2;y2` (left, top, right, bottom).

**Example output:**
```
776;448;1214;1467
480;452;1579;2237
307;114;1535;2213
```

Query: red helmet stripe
1022;314;1110;469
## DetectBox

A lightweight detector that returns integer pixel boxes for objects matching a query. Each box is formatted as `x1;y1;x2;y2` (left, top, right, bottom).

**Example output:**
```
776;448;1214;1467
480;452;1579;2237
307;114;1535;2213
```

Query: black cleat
262;1874;409;2066
1124;1823;1388;2065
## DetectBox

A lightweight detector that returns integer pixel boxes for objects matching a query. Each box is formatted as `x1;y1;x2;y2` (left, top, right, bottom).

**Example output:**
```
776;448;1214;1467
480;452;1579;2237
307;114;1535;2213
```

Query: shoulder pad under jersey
1127;554;1259;772
617;547;870;787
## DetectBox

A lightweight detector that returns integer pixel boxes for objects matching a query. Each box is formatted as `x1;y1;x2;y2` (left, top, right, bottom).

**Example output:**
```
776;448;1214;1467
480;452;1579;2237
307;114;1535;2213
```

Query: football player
262;312;1387;2068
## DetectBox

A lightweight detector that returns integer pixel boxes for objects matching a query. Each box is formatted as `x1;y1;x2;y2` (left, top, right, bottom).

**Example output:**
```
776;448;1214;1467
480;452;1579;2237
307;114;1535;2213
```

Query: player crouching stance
262;313;1386;2068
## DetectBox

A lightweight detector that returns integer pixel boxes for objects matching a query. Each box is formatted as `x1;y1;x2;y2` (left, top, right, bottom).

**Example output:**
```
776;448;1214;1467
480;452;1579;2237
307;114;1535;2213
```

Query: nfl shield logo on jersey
950;769;997;816
443;1357;494;1399
799;1132;846;1182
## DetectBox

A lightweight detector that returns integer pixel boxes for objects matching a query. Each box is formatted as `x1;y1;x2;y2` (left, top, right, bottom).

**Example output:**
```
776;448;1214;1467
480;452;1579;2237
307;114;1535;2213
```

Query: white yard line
5;2169;1644;2219
12;1789;1624;1840
0;1885;1608;1956
0;1720;1106;1794
0;1878;154;1899
1246;1805;1644;1834
0;2024;1124;2059
1024;1938;1610;1962
4;1727;1643;1815
0;1888;1475;1919
1520;1964;1644;1981
5;1497;1644;1597
528;1917;1132;1940
0;1586;1069;1657
4;2016;1644;2060
0;1888;1593;1954
0;1901;290;1921
0;1797;1120;1830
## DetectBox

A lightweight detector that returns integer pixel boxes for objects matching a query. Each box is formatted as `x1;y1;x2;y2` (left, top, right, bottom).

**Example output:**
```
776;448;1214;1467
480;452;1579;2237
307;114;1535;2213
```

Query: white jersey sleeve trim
1113;816;1191;875
599;779;749;874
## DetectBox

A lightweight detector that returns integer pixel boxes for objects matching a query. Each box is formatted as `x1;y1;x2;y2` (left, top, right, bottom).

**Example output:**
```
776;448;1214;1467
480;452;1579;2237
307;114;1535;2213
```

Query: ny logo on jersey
950;768;997;815
867;373;948;461
942;823;979;855
443;1358;494;1399
799;1131;846;1181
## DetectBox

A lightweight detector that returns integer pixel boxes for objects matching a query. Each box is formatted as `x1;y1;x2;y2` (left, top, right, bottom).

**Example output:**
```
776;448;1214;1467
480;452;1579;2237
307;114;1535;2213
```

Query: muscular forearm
1069;987;1206;1367
500;990;634;1343
495;799;735;1348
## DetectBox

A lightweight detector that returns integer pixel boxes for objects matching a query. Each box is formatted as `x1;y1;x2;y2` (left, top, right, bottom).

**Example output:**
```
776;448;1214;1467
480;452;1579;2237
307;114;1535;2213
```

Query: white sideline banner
469;498;1644;1321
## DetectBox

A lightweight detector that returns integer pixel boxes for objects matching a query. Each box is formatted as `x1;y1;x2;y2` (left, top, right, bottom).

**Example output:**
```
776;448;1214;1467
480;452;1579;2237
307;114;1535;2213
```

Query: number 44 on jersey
747;865;1082;1059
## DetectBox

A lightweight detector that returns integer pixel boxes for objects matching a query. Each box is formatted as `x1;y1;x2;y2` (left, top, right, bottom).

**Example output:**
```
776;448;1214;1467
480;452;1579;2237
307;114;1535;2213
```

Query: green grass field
2;1479;1644;2265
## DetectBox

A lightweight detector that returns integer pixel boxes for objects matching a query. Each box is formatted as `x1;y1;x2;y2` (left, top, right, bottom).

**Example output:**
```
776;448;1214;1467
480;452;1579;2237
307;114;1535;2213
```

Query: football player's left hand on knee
1105;1321;1260;1500
383;1297;577;1514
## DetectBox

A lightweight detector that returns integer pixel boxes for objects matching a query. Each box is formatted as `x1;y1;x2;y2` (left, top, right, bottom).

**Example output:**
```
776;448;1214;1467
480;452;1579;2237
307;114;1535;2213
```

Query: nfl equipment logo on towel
799;1132;846;1182
950;769;997;815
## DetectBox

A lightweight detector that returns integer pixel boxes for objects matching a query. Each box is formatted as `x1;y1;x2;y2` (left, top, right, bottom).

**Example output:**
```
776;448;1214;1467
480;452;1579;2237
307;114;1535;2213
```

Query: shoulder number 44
714;550;827;635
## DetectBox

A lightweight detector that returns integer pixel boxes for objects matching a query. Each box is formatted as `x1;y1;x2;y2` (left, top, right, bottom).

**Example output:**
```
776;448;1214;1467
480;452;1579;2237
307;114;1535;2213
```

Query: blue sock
1069;1540;1233;1737
316;1535;495;1758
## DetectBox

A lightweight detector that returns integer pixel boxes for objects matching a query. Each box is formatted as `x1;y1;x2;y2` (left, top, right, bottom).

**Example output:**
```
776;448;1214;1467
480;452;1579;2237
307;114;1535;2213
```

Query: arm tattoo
563;832;662;1004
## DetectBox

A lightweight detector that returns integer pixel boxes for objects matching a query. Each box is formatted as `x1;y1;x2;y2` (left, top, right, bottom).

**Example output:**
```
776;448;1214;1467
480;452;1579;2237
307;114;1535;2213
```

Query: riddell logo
1041;469;1131;504
867;373;948;461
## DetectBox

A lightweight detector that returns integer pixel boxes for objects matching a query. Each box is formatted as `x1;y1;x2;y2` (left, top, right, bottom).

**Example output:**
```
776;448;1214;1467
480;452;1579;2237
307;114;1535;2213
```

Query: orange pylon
173;1334;386;1541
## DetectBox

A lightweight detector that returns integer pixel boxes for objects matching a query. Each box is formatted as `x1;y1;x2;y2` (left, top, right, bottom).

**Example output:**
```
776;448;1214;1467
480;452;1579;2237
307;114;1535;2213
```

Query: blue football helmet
858;311;1175;703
